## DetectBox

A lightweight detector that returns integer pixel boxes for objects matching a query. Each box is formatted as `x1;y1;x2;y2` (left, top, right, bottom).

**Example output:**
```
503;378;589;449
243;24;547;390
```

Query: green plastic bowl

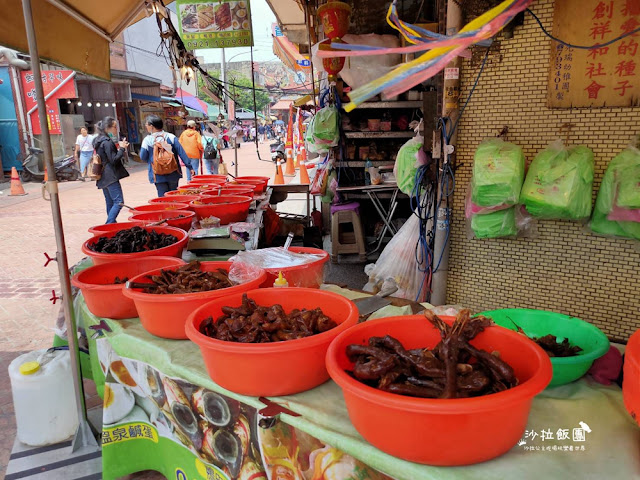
479;308;610;387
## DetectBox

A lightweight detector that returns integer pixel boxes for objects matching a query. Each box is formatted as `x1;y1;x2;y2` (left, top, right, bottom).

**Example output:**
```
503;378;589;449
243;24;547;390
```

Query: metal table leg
367;188;399;254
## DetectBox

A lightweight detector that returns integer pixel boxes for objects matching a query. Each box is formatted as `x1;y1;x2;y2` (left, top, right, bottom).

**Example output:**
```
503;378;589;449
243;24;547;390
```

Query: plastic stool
330;202;366;263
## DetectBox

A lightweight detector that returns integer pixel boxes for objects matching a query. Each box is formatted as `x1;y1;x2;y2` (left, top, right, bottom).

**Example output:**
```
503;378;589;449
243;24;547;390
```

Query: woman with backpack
202;127;221;174
140;115;190;197
93;116;129;224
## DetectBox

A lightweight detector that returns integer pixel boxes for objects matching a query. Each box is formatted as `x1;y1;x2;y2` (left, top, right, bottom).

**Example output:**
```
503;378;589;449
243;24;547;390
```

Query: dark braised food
140;262;234;294
88;227;177;254
508;319;583;357
530;334;582;357
113;276;129;284
346;310;518;399
199;293;337;343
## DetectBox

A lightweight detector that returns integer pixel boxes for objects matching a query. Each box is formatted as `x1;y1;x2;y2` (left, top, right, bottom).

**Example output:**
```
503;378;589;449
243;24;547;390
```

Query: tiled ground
0;143;276;479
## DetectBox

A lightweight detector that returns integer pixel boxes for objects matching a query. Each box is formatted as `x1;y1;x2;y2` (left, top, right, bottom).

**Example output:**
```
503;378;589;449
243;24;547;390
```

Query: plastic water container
8;348;79;445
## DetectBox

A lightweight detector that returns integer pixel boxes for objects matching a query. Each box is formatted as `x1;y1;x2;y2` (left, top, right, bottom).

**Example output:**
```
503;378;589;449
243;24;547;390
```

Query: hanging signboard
21;69;76;135
548;0;640;108
177;0;253;49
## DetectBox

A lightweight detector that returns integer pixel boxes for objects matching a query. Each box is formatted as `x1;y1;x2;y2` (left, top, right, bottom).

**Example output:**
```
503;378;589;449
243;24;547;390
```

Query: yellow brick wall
448;0;640;341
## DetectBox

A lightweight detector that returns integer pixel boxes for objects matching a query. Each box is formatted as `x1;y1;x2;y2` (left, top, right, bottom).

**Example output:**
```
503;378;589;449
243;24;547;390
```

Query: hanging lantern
319;39;345;83
317;1;352;41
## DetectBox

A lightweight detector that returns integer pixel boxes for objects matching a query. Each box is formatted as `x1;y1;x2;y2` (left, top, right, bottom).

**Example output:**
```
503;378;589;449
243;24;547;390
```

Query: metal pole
431;0;462;306
21;0;98;451
221;48;227;109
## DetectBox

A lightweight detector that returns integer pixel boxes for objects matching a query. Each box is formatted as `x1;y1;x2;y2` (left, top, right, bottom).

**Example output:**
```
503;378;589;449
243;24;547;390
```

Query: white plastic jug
8;348;79;446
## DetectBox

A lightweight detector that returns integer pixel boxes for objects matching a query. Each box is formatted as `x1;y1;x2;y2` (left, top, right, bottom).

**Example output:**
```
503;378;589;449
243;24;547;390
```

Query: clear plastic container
9;348;79;445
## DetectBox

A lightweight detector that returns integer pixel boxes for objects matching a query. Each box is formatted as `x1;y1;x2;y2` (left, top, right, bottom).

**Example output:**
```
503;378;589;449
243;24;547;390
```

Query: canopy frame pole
21;0;98;452
44;0;111;41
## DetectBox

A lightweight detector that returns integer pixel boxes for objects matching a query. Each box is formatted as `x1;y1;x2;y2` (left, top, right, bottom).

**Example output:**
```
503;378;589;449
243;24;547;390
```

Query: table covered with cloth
76;286;640;480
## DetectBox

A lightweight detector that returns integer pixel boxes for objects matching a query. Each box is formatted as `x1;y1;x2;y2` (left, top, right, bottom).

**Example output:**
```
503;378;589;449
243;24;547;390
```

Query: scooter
270;138;285;162
20;146;83;182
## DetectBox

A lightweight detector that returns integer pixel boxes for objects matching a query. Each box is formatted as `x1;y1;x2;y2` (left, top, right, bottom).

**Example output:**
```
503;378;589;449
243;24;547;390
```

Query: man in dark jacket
93;116;129;224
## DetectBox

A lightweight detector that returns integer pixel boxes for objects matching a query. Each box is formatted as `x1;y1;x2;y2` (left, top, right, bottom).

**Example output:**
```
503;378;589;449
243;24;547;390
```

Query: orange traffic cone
274;161;284;185
299;160;310;184
284;148;295;176
9;167;27;196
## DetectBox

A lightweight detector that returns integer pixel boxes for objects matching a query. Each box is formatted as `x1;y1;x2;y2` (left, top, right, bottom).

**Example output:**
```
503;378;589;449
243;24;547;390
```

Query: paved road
0;141;277;479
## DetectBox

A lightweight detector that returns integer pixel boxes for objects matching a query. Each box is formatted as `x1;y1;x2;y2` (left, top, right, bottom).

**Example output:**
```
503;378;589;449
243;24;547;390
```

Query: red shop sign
21;70;76;135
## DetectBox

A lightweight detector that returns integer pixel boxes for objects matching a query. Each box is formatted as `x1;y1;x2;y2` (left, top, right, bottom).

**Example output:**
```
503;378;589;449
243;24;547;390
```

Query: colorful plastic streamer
316;0;533;111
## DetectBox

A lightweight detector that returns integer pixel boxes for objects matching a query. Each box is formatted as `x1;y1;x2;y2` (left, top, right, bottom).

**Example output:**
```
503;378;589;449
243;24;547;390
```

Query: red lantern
319;39;346;83
317;1;352;41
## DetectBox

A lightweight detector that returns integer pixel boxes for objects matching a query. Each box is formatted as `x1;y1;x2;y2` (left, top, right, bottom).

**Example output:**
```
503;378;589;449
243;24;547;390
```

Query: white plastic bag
364;214;423;300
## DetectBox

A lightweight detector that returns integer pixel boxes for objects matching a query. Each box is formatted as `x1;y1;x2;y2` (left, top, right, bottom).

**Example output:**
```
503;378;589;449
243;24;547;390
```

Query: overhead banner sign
21;69;76;135
548;0;640;108
177;0;253;49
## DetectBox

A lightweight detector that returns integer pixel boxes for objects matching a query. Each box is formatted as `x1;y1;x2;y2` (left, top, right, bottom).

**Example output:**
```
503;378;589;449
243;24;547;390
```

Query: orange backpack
152;135;178;176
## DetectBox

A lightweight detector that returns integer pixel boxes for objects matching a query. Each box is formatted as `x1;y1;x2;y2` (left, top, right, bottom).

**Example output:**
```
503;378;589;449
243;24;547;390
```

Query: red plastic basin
624;329;640;426
326;315;552;466
150;194;203;205
186;288;358;396
192;175;227;182
190;195;252;225
81;226;188;266
227;180;263;193
88;221;143;235
235;176;269;188
260;247;329;288
129;210;195;231
204;187;254;198
71;257;185;319
123;262;267;339
131;203;189;213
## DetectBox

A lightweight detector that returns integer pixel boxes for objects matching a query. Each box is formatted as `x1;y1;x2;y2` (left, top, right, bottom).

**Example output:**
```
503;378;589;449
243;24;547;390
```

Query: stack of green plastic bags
520;141;594;220
468;139;525;238
590;147;640;240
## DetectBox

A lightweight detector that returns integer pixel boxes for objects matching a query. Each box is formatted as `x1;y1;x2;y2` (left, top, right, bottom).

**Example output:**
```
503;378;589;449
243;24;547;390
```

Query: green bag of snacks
590;147;640;240
520;141;594;220
471;138;525;207
470;208;518;238
394;136;423;195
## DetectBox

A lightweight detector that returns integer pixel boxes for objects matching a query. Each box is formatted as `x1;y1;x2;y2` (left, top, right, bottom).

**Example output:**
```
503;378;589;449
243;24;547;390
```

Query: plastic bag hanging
590;145;640;240
520;141;594;220
471;138;525;209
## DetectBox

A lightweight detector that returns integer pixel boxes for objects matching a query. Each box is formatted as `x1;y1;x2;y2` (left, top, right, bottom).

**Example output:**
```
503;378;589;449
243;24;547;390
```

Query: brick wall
448;0;640;341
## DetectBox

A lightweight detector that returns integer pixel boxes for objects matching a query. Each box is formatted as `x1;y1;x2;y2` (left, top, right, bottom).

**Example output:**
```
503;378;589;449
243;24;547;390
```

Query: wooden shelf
344;131;416;139
357;100;424;109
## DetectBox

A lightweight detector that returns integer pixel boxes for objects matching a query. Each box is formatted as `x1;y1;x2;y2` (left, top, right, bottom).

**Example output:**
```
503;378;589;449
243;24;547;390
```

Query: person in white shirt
75;126;94;178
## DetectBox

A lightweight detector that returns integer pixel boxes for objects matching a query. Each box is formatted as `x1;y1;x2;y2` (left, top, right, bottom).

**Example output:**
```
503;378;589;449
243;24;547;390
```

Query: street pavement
0;141;279;479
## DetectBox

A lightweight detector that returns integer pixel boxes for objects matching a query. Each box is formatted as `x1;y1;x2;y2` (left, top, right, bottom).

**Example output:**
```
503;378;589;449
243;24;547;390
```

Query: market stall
6;1;640;479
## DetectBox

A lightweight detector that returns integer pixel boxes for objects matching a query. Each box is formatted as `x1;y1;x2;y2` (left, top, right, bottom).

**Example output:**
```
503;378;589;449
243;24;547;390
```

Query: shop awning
0;0;149;81
132;92;163;102
271;23;311;73
162;88;208;115
271;100;294;110
265;0;308;46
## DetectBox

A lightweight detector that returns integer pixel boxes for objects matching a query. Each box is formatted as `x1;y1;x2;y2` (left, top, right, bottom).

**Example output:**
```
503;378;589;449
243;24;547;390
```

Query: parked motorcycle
270;138;285;162
20;146;83;182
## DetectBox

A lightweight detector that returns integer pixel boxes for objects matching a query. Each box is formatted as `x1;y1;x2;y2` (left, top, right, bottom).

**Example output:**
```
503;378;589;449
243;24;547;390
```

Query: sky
195;0;279;64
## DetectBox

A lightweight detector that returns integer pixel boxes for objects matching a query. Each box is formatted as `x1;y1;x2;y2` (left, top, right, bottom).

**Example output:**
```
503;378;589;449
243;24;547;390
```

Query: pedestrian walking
250;125;256;141
93;117;129;224
222;128;230;149
140;115;189;197
179;120;204;181
258;124;266;143
75;126;94;178
202;127;221;174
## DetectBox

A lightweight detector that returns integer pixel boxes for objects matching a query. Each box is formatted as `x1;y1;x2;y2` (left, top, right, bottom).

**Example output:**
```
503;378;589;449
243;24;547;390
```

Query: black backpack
204;137;218;160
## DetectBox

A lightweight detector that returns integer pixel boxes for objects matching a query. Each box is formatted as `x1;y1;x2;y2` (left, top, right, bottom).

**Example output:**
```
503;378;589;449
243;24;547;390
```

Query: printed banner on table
177;0;253;49
21;70;76;135
96;339;393;480
548;0;640;108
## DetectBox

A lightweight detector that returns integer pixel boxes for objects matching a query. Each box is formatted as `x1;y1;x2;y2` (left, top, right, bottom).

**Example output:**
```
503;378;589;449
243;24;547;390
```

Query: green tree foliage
228;75;271;112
